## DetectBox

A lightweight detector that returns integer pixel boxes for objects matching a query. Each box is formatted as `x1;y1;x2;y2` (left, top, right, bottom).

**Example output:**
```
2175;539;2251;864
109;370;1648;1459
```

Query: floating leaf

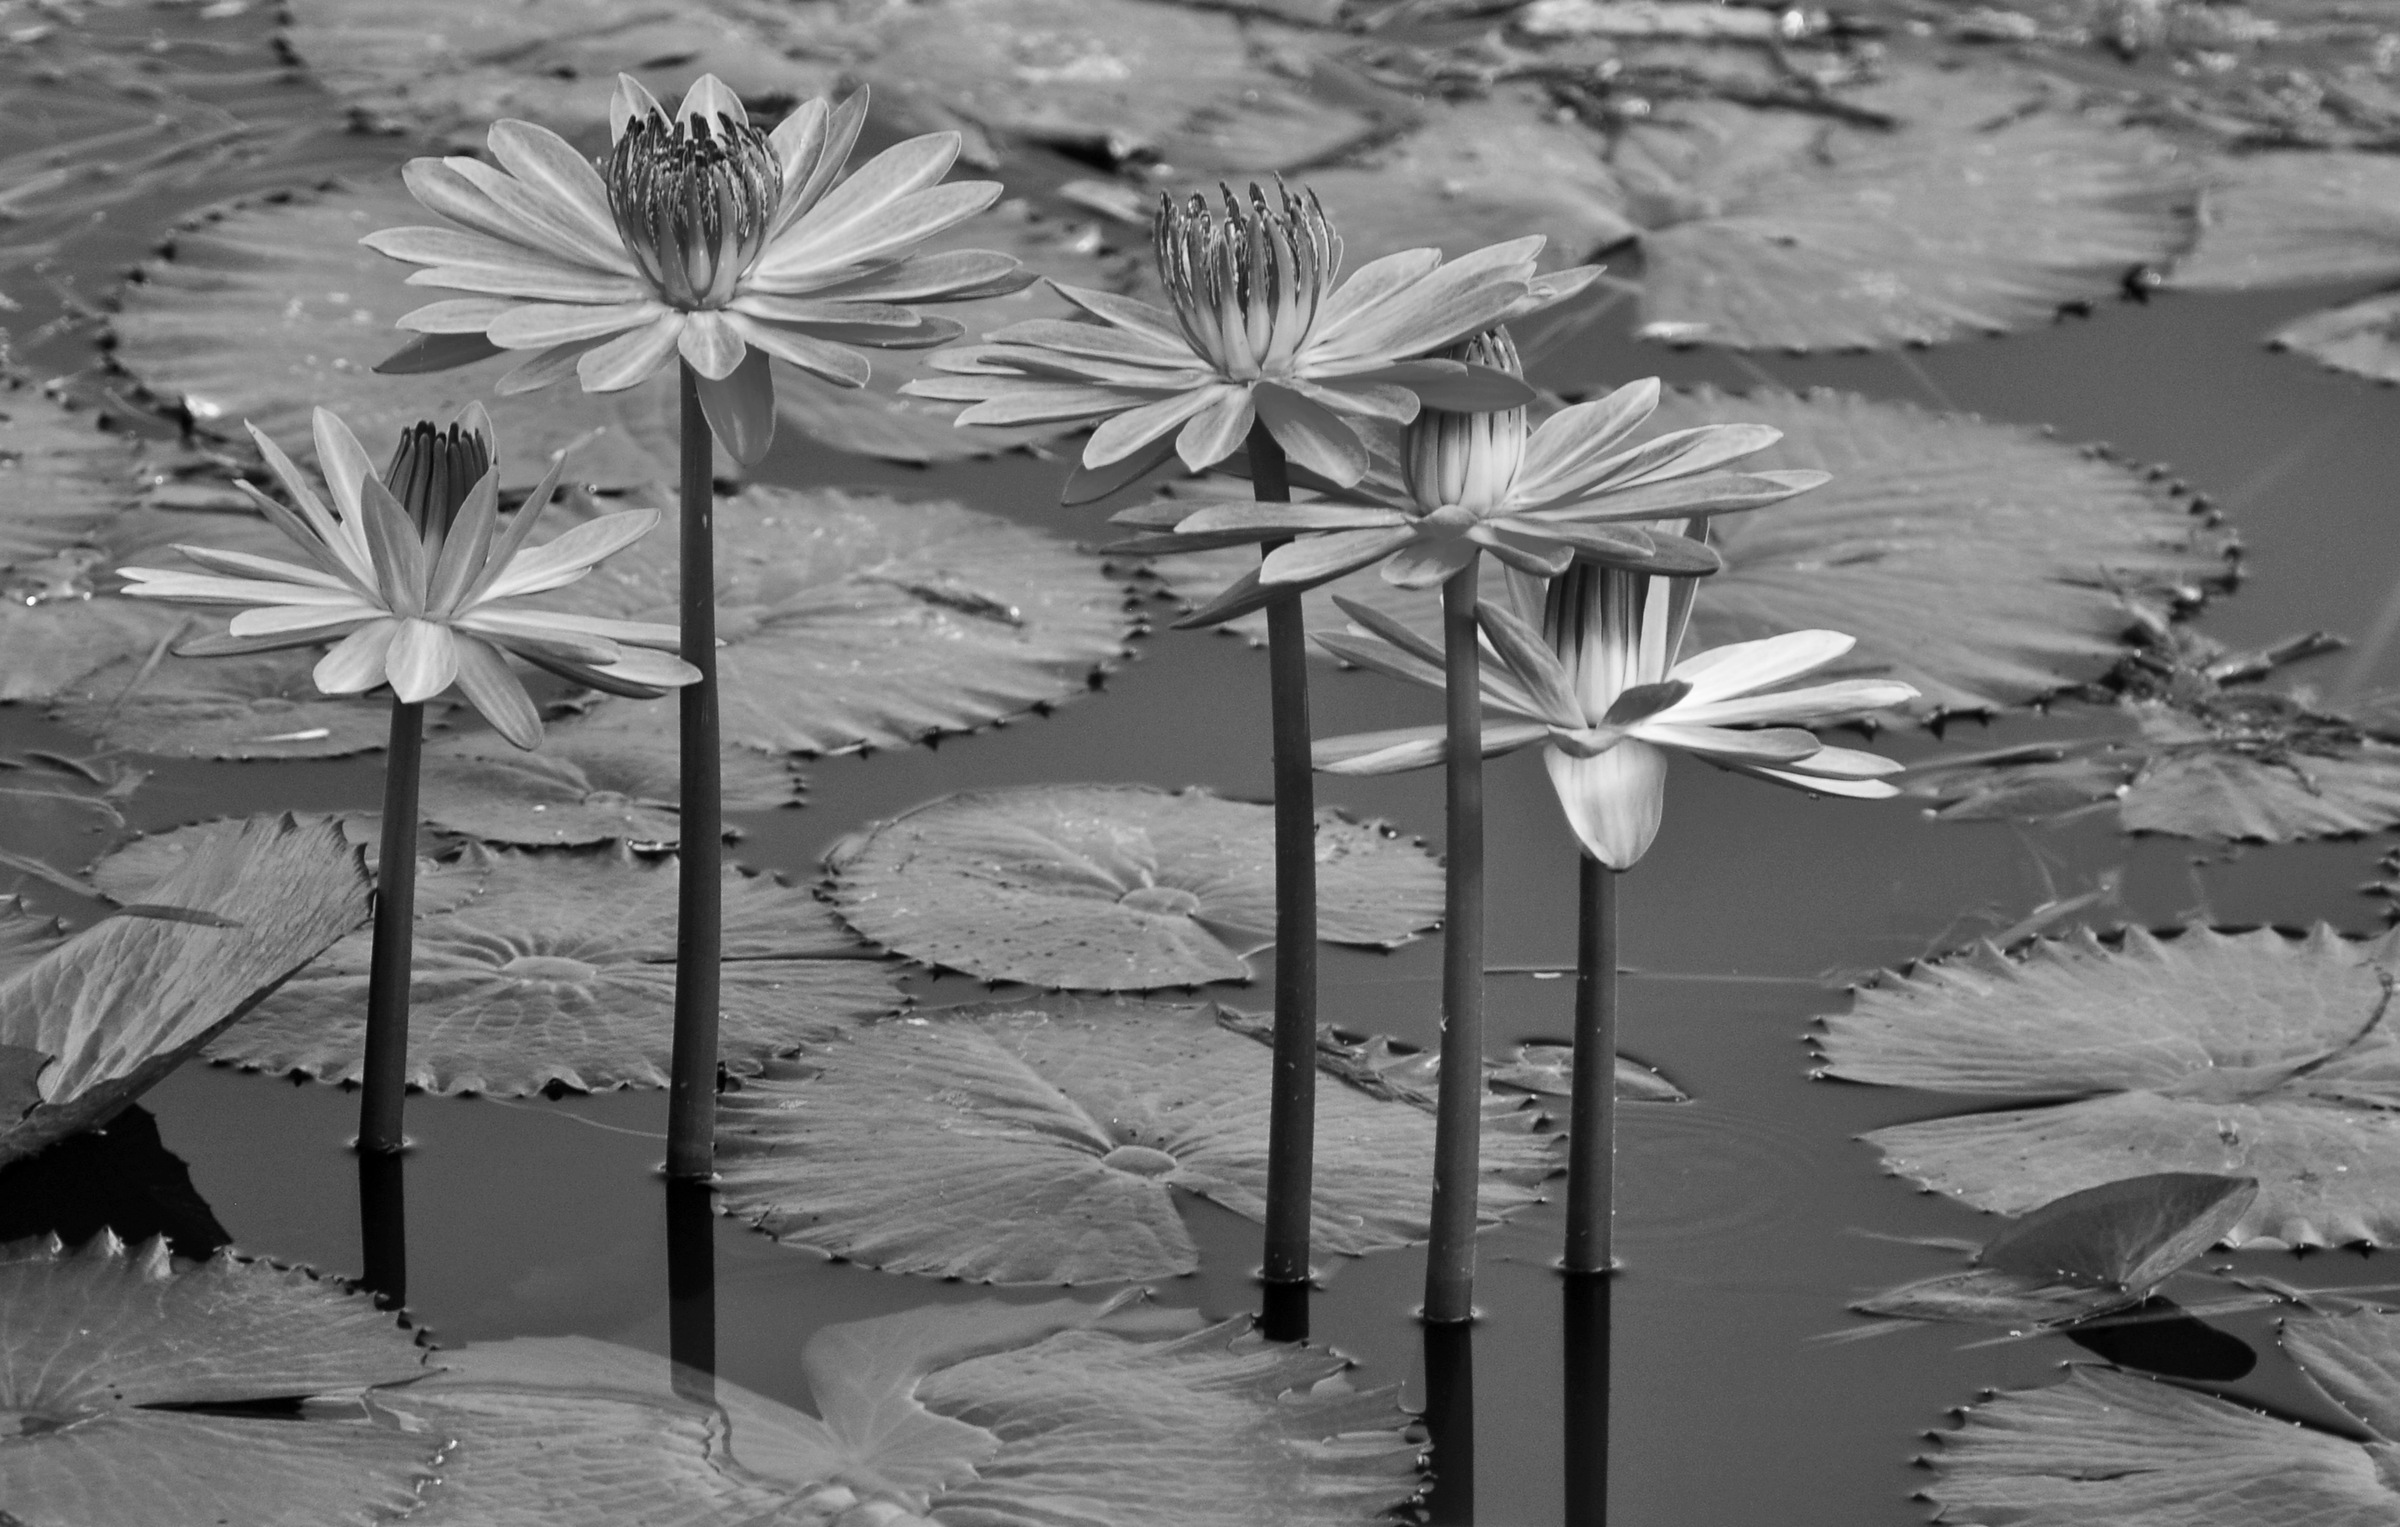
0;898;67;982
1816;924;2400;1248
209;844;901;1096
1854;1172;2257;1329
555;488;1134;756
823;784;1443;989
1;815;371;1168
0;1233;433;1526
1239;1018;1685;1107
91;815;488;917
1491;1041;1688;1104
50;653;392;760
0;378;142;575
1923;1307;2400;1526
2171;151;2400;294
715;997;1557;1284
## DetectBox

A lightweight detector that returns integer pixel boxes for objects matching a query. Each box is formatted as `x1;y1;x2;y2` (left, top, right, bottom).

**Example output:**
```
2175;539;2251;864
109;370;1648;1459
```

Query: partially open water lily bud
1403;329;1528;517
383;415;491;545
605;98;781;311
1153;183;1339;381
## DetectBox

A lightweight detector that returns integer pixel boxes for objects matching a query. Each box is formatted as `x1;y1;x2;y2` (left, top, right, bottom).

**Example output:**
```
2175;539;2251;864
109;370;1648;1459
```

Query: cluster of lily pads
6;0;2400;1523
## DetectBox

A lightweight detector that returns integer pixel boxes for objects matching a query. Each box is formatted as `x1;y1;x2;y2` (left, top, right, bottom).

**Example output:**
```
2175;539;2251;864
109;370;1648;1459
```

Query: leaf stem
1565;852;1618;1275
357;696;422;1156
1424;563;1485;1325
1255;421;1318;1337
666;362;723;1183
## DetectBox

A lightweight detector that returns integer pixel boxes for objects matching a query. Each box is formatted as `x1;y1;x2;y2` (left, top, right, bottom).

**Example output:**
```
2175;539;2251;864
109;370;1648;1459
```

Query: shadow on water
666;1178;719;1403
1420;1320;1476;1524
1564;1274;1612;1527
2066;1297;2258;1384
1260;1277;1312;1344
0;1105;229;1258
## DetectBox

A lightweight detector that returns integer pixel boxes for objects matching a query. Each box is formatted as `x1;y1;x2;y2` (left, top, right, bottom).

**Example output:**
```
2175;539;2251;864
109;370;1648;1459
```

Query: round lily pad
0;378;142;576
90;815;488;918
209;844;903;1096
0;1233;434;1527
715;997;1558;1284
823;784;1443;989
50;653;393;760
1816;924;2400;1248
550;485;1137;756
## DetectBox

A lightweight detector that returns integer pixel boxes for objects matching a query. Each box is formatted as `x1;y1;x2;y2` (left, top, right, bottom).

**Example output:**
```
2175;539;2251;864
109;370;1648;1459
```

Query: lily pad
1854;1172;2257;1329
50;652;394;760
0;1233;434;1527
208;844;901;1096
1816;924;2400;1248
1238;1018;1685;1106
715;997;1558;1284
91;815;489;918
552;486;1136;756
1923;1307;2400;1526
1491;1041;1688;1104
823;784;1443;989
0;379;143;575
0;899;67;982
1;815;372;1169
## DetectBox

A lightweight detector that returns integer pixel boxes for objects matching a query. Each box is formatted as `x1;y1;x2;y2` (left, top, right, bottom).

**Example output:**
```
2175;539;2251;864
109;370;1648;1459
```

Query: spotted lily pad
208;844;900;1095
1;815;371;1169
0;1233;434;1527
1923;1307;2400;1526
50;653;393;760
823;784;1443;989
1816;924;2400;1248
551;486;1136;757
715;997;1557;1284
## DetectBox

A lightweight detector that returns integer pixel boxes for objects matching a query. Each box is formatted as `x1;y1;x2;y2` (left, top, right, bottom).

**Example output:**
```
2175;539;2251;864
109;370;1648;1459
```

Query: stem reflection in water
1564;1272;1611;1526
665;1178;718;1403
1419;1319;1475;1524
355;1148;406;1313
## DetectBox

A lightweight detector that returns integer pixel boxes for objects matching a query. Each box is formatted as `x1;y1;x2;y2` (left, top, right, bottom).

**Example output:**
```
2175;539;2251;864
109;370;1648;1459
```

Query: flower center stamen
1152;181;1339;380
385;420;490;545
604;110;781;310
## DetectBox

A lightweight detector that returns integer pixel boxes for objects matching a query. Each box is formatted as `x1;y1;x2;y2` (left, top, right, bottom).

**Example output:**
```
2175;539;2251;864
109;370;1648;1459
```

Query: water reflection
1419;1321;1475;1524
1260;1277;1311;1343
355;1147;406;1312
2066;1297;2257;1383
0;1105;229;1258
665;1179;717;1402
1564;1274;1611;1526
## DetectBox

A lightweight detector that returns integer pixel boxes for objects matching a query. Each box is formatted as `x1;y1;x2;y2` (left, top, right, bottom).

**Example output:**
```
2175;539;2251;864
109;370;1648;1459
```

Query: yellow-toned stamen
1152;181;1339;379
604;110;781;310
384;420;489;546
1402;328;1526;517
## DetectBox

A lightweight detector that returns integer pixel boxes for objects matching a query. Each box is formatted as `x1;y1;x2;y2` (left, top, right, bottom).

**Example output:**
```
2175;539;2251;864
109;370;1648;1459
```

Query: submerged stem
357;697;423;1157
1255;421;1318;1335
1424;564;1485;1325
1565;854;1618;1275
666;363;723;1182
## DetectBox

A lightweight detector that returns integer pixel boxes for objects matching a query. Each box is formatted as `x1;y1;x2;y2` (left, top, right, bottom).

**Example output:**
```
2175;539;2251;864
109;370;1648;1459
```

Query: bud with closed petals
383;417;491;545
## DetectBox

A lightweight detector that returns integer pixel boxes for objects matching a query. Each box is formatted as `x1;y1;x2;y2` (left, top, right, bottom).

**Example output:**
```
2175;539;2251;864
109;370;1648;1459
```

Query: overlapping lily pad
1923;1307;2400;1525
552;487;1136;756
0;899;67;982
50;652;393;760
90;815;489;918
823;784;1443;989
208;844;902;1096
0;379;142;575
1816;924;2400;1247
2;815;371;1169
715;997;1558;1284
0;1234;435;1526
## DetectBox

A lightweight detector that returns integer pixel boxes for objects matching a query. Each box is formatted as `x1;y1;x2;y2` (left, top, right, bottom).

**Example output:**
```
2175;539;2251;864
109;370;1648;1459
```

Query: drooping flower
1133;328;1827;625
362;75;1031;464
903;183;1601;500
119;405;697;749
1312;546;1919;867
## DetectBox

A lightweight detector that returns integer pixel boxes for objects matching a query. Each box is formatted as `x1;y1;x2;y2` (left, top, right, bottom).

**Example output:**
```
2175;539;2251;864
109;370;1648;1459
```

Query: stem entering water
1254;422;1318;1339
666;363;723;1182
356;1147;406;1312
1424;564;1485;1324
666;1178;717;1403
358;697;422;1157
1565;853;1619;1274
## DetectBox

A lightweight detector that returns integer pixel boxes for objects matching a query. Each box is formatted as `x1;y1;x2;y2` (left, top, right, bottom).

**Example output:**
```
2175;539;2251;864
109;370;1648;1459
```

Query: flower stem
1565;852;1618;1275
1424;563;1485;1325
1253;421;1318;1337
357;697;422;1157
666;362;723;1183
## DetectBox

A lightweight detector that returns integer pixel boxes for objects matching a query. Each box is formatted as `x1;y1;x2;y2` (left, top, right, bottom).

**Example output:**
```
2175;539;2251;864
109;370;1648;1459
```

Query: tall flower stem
1424;564;1485;1324
666;362;723;1182
1565;853;1618;1274
358;698;423;1156
1255;422;1318;1338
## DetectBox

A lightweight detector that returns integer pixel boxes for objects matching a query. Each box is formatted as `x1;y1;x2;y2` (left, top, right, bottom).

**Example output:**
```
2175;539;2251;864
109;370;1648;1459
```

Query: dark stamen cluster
1152;181;1339;376
604;111;781;310
385;421;490;544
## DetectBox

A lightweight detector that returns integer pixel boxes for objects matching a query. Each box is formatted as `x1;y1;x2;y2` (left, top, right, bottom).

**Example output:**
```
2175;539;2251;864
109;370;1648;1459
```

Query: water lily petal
1313;247;1445;336
1510;379;1659;499
370;228;646;302
312;618;401;694
594;647;702;687
1176;502;1408;536
224;602;382;638
1051;282;1190;348
1254;383;1369;486
1309;239;1543;369
118;569;373;607
1378;533;1477;590
1785;744;1905;779
497;338;605;395
1546;739;1669;869
1515;468;1827;524
576;312;685;392
934;380;1123;426
229;474;372;596
697;346;778;464
755;181;1000;288
677;309;747;380
1315;720;1551;776
1259;526;1417;587
425;468;502;618
309;409;382;571
1313;629;1447;693
809;248;1030;304
1741;766;1903;799
1671;631;1857;704
170;544;353;592
764;132;961;276
396;296;517;334
1632;722;1822;765
453;609;618;664
1472;530;1576;579
1287;377;1418;424
478;509;667;602
1581;423;1784;494
609;74;666;142
773;88;870;238
379;618;455;704
450;634;543;749
175;625;373;660
470;607;683;650
399;158;543;253
1474;601;1585;728
676;73;746;128
486;299;660;350
376;330;509;375
1085;385;1223;468
1673;679;1919;729
731;297;923;329
1175;387;1257;473
724;312;871;386
979;316;1194;367
463;128;633;272
358;472;429;616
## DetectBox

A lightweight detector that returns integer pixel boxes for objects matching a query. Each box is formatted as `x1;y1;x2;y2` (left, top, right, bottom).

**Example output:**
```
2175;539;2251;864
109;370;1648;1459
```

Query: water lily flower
903;183;1602;500
362;75;1031;464
1313;546;1920;867
119;405;697;749
1137;328;1827;626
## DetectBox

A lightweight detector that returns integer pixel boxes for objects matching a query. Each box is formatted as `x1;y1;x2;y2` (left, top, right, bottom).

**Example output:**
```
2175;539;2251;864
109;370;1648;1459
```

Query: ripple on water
1612;1098;1846;1285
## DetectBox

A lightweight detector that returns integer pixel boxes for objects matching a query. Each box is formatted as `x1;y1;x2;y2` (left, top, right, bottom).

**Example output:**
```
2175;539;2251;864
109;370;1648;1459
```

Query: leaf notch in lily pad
823;784;1444;989
1816;923;2400;1248
715;997;1557;1284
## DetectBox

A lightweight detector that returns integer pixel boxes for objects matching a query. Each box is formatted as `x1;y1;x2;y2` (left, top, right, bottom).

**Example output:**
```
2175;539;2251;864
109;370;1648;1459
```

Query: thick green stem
1564;854;1618;1274
1423;565;1485;1324
1254;422;1317;1335
358;698;422;1156
1562;1267;1612;1525
666;363;723;1182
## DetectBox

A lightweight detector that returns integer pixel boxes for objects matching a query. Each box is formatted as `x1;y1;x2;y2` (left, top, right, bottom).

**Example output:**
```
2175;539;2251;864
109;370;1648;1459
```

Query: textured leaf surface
0;815;371;1167
716;998;1557;1283
551;487;1135;756
1493;1041;1687;1104
0;379;141;575
0;1234;434;1527
2270;291;2400;385
1818;925;2400;1246
210;845;901;1095
2169;150;2400;293
88;815;489;918
51;653;392;759
823;784;1442;989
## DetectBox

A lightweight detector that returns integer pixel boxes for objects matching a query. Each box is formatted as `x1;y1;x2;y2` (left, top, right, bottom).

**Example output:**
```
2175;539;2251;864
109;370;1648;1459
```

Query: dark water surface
7;8;2400;1526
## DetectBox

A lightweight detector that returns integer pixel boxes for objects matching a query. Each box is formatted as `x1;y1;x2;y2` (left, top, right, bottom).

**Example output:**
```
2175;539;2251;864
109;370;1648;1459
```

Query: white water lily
1313;547;1919;867
119;405;696;749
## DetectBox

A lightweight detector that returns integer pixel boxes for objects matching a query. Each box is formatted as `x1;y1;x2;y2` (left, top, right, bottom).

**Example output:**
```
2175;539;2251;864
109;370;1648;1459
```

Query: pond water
5;4;2400;1525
